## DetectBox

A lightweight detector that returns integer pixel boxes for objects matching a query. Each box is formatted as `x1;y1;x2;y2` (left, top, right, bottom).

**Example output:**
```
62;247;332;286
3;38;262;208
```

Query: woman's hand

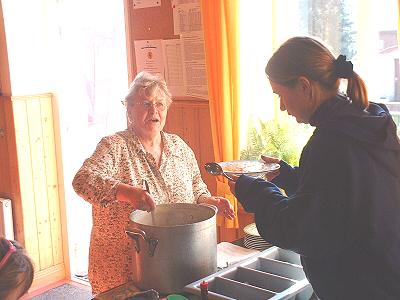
116;183;156;212
198;195;236;220
261;154;281;181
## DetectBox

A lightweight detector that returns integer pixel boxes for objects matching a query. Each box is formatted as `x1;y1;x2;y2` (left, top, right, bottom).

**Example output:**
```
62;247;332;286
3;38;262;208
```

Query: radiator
0;198;14;240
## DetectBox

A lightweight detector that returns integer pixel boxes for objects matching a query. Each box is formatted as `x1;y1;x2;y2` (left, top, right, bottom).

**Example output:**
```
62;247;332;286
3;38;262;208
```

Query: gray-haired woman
73;71;235;294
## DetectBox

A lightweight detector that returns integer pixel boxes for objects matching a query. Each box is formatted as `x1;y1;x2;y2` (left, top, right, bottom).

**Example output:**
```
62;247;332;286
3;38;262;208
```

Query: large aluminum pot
126;203;217;294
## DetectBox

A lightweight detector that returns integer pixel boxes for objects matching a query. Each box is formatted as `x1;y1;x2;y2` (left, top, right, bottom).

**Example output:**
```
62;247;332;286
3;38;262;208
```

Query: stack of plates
243;223;272;251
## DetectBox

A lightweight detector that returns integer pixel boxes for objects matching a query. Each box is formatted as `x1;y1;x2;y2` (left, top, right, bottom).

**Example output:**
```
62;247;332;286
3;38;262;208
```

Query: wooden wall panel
182;106;199;152
12;94;65;279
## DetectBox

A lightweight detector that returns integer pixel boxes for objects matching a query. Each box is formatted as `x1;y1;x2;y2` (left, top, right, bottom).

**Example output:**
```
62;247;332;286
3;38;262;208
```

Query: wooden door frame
0;0;26;245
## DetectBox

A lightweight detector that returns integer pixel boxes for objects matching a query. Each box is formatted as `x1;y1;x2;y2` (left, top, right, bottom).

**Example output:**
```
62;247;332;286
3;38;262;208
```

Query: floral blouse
72;130;210;294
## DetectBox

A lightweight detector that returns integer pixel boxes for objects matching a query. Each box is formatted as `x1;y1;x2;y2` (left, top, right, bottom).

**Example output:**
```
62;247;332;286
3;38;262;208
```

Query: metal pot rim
129;203;216;228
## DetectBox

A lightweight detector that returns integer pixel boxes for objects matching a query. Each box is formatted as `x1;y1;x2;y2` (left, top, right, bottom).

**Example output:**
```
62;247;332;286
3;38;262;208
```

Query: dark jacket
235;95;400;300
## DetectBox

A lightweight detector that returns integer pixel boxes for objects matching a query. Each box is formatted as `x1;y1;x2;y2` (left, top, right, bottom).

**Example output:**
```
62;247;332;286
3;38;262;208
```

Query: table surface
92;281;201;300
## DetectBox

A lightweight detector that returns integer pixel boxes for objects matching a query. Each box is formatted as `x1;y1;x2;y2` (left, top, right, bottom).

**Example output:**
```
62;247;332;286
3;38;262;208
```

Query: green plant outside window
240;117;314;166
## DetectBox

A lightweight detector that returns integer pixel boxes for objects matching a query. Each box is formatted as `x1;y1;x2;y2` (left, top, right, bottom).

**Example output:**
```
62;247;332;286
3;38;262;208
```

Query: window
239;0;399;162
54;0;128;281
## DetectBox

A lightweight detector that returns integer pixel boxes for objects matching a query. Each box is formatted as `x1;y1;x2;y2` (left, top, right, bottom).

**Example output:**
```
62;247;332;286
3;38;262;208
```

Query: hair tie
334;55;353;79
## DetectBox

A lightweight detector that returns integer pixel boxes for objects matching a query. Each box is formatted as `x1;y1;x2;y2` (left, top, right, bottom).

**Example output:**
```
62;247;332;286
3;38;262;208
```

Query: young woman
229;37;400;300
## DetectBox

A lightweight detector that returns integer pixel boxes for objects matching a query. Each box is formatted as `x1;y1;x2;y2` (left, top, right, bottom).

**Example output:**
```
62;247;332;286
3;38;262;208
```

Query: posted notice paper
172;1;202;35
162;39;186;96
134;39;165;77
181;32;208;99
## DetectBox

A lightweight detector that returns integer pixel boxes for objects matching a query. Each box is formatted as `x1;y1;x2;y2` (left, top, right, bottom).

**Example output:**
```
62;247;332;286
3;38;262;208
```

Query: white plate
218;160;280;176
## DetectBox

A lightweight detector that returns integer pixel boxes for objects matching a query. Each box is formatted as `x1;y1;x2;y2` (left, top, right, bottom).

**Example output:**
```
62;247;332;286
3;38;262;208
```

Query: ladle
204;162;234;181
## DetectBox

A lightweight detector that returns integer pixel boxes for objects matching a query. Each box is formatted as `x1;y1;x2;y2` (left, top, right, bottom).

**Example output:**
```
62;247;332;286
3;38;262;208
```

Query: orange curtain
201;1;240;228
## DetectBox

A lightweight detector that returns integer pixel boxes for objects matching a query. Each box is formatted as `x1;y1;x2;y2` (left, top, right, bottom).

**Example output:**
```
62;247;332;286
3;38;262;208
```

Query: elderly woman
73;71;235;294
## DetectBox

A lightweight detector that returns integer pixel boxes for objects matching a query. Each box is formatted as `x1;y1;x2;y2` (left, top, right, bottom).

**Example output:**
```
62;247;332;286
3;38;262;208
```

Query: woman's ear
297;76;312;97
297;76;317;106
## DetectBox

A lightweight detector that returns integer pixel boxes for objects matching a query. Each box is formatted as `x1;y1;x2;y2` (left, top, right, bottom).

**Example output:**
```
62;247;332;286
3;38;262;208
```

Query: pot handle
126;229;159;257
126;229;145;253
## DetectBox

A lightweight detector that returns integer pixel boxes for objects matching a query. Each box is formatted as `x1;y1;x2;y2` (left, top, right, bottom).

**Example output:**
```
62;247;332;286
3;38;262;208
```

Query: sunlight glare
239;0;275;149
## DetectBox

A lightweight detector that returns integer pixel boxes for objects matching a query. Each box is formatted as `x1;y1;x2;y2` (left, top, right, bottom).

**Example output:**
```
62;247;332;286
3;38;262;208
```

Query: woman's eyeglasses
136;100;167;111
122;99;167;112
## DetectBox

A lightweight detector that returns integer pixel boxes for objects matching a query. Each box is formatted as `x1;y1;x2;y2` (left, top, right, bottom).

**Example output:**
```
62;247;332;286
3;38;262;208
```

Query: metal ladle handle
204;162;235;181
221;172;234;181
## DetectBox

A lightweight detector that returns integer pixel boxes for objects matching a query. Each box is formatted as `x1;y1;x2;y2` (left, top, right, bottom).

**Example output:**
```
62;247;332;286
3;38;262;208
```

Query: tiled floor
22;280;92;300
29;283;92;300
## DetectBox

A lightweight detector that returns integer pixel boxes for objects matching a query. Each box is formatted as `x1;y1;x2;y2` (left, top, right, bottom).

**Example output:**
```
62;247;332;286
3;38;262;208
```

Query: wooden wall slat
182;104;200;154
12;98;40;265
40;96;63;265
26;98;53;270
164;102;183;135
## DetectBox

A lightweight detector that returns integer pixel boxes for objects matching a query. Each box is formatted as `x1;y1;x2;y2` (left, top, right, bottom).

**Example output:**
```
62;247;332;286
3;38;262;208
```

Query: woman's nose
280;100;286;111
148;104;157;112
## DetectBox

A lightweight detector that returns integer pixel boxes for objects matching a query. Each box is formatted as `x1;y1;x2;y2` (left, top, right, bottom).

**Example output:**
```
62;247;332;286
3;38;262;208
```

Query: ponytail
346;72;369;109
334;54;369;109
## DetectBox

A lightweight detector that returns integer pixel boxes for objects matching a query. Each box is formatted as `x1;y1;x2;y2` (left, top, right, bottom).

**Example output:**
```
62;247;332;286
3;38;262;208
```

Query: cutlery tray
184;246;313;300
